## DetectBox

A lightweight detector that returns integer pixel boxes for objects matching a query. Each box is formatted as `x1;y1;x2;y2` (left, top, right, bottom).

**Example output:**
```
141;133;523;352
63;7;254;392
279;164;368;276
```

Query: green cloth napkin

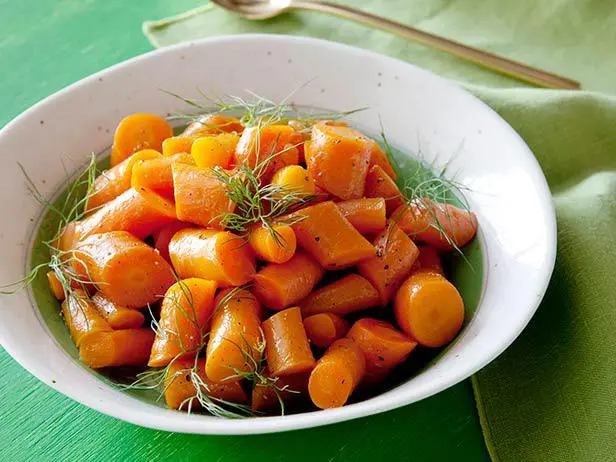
144;1;616;461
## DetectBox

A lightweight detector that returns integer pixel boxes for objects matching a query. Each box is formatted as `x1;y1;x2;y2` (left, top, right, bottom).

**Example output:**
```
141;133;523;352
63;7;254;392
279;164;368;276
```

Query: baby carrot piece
394;272;464;347
303;313;349;348
290;201;375;269
149;278;217;367
47;271;65;301
75;187;177;241
364;165;405;216
73;231;175;308
111;113;173;166
270;165;316;196
79;328;154;368
308;338;366;409
251;369;309;412
61;289;112;346
263;307;315;376
393;198;478;251
172;162;235;229
91;292;144;329
357;223;419;305
252;251;324;310
191;133;239;169
162;136;196;156
131;152;195;201
153;222;192;263
164;357;247;410
248;223;297;264
336;198;387;235
169;229;255;287
182;114;244;137
414;245;444;276
347;318;417;384
369;141;397;180
235;125;300;181
300;273;380;317
306;122;373;200
87;149;162;212
205;288;262;383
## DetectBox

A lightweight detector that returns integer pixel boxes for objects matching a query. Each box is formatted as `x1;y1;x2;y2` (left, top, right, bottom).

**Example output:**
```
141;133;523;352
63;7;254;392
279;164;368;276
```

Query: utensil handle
290;0;580;89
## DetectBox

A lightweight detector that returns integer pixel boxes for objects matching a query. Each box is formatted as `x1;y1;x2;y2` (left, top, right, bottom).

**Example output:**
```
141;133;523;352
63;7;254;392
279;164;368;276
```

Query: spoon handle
290;0;580;89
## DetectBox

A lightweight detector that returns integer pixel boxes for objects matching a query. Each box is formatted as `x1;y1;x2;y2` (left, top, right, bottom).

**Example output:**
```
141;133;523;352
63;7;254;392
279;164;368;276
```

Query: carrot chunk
263;307;315;376
248;223;297;264
290;201;375;269
169;229;255;287
394;272;464;347
300;273;380;316
336;198;387;235
303;313;349;348
252;251;324;310
347;318;417;384
357;223;419;305
364;165;405;216
91;292;144;329
111;113;172;166
73;231;175;308
79;328;154;368
308;338;366;409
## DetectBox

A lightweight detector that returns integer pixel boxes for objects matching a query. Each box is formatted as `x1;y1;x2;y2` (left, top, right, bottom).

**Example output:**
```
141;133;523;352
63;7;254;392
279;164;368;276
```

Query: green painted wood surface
0;1;488;460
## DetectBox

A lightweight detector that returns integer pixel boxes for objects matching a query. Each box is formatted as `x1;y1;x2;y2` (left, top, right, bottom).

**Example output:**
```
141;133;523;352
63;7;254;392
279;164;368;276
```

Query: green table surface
0;1;488;460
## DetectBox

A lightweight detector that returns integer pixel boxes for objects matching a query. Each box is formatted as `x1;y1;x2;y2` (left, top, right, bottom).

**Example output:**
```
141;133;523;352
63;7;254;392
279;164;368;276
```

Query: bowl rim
0;33;557;435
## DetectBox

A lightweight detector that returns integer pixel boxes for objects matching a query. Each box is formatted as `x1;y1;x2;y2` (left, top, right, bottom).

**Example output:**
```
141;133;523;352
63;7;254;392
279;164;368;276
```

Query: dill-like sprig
163;87;367;129
123;285;262;418
380;128;474;256
1;156;99;298
210;146;315;247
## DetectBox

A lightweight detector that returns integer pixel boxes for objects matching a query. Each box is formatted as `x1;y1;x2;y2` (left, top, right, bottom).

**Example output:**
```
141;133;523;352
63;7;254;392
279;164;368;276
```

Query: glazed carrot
75;187;177;241
47;271;65;301
308;338;366;409
336;198;387;235
172;162;234;229
414;245;444;275
357;223;419;305
87;149;162;212
369;141;397;180
289;201;375;269
131;152;195;201
205;288;262;383
347;318;417;384
263;307;315;376
248;223;297;264
270;165;316;196
364;165;404;216
79;328;154;368
303;313;349;348
149;278;217;367
235;125;300;181
191;133;239;169
53;222;78;253
182;114;244;137
73;231;175;308
252;251;324;310
251;369;309;412
91;292;144;329
62;289;111;346
306;122;372;200
393;199;478;251
162;136;196;156
110;113;173;166
153;222;193;263
300;273;380;316
169;229;255;287
394;272;464;347
164;357;247;410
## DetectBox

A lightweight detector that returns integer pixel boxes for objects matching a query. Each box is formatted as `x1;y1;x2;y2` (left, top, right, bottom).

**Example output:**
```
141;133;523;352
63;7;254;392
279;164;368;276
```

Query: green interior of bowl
28;142;484;411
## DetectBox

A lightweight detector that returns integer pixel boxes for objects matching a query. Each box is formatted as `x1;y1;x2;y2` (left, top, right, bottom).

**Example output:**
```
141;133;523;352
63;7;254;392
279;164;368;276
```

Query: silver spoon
210;0;580;89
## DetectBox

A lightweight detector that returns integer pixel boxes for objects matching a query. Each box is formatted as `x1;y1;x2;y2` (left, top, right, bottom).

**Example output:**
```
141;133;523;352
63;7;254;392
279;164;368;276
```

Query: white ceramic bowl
0;35;556;434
